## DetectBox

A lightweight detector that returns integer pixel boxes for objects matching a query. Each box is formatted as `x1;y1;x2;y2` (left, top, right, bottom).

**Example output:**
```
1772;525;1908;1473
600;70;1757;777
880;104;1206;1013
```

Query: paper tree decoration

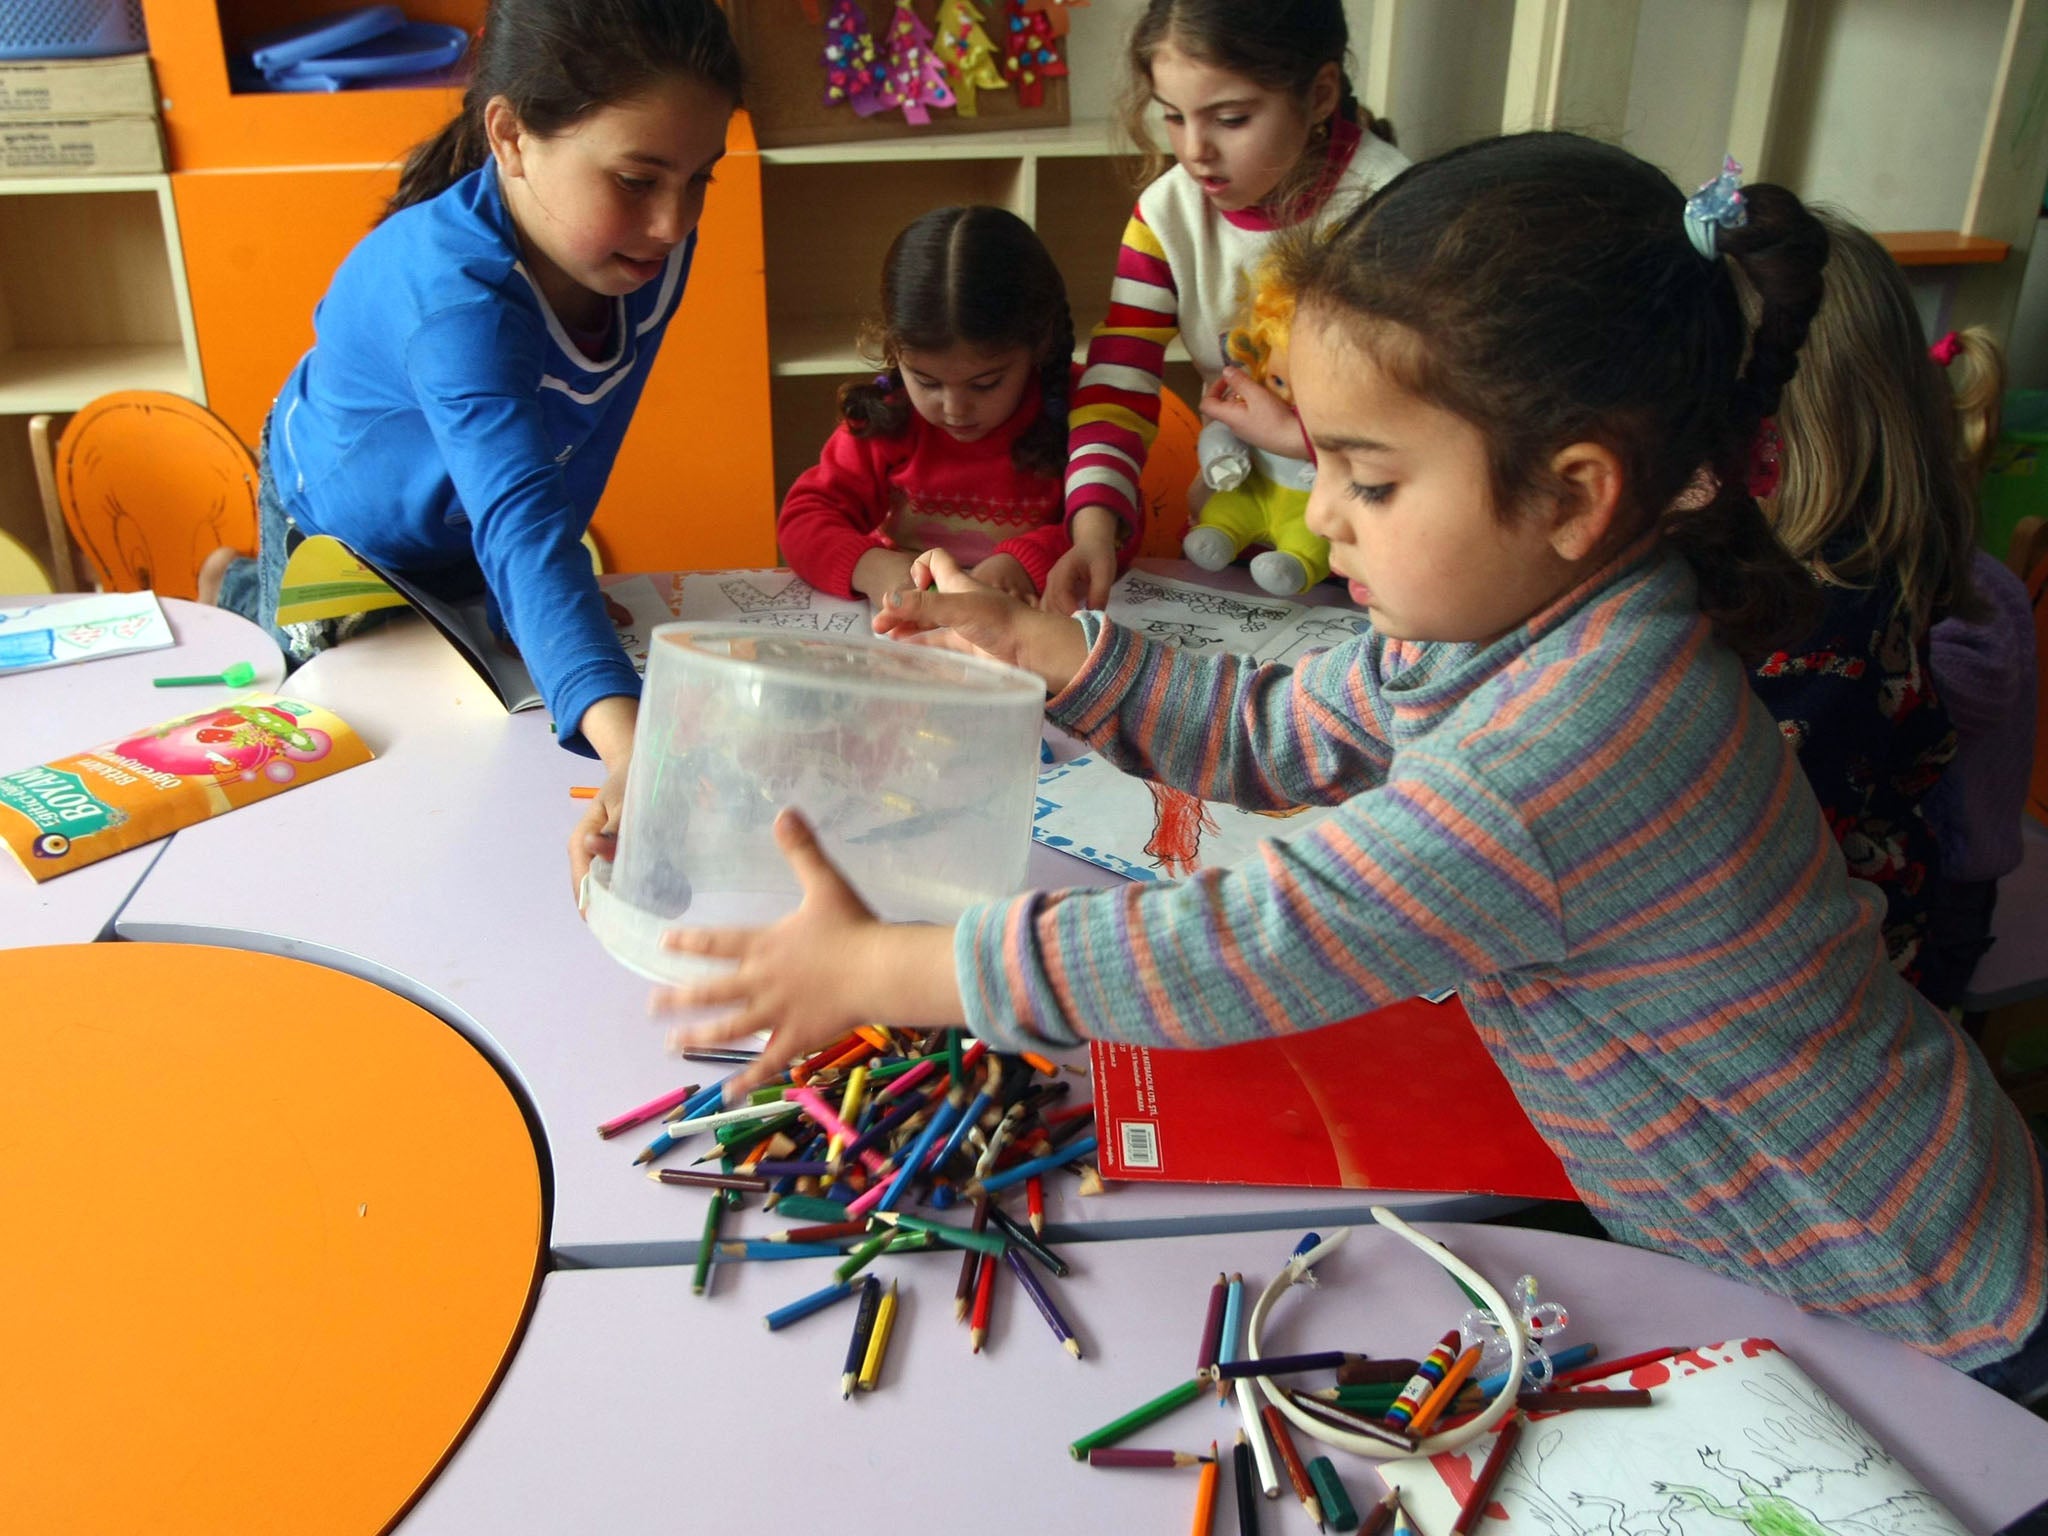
1021;0;1088;39
1000;0;1067;109
934;0;1007;117
821;0;885;113
880;0;957;125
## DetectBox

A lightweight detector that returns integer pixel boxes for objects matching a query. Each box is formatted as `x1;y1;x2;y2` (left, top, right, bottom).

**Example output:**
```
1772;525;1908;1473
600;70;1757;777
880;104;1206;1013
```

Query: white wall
1622;0;1747;189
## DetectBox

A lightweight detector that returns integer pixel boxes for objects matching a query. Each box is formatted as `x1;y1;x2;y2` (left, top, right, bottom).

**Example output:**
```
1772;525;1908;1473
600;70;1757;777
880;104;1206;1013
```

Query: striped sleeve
1065;205;1178;544
1047;613;1394;812
956;746;1566;1051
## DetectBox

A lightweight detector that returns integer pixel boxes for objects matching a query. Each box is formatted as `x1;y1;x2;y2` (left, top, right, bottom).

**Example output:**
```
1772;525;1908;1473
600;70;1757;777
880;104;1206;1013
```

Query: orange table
1;944;545;1536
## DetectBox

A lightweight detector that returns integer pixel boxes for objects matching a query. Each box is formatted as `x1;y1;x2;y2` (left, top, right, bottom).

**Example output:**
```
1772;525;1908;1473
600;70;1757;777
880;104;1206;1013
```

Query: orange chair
1135;386;1203;560
29;391;259;599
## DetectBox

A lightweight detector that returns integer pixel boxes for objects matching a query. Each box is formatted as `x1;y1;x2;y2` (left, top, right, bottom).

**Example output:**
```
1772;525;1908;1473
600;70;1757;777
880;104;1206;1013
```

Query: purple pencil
1197;1272;1228;1372
1004;1244;1082;1360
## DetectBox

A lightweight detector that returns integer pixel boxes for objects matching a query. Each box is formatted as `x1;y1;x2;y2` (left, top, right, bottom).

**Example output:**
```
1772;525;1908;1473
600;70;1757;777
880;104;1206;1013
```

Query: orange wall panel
172;150;774;573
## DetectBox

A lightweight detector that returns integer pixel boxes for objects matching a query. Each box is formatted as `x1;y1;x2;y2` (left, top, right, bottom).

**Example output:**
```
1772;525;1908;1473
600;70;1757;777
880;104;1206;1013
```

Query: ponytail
1012;306;1074;479
837;363;913;440
389;106;488;217
1940;326;2006;489
1669;183;1830;658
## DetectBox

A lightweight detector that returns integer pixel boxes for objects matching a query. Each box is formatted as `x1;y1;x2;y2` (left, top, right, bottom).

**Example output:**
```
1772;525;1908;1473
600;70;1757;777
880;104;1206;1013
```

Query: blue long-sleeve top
269;162;694;752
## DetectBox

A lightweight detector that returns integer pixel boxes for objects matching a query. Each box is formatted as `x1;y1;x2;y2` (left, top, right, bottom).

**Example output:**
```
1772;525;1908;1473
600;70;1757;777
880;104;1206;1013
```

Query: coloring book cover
0;592;172;675
1379;1340;1966;1536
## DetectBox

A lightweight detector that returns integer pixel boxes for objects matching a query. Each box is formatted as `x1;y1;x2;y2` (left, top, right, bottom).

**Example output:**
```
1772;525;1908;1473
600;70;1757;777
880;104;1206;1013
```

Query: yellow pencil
857;1277;899;1391
1408;1344;1483;1437
827;1063;870;1185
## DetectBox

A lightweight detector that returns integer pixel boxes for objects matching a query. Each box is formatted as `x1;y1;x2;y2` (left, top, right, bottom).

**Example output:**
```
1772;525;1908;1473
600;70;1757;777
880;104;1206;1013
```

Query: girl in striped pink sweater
667;136;2048;1394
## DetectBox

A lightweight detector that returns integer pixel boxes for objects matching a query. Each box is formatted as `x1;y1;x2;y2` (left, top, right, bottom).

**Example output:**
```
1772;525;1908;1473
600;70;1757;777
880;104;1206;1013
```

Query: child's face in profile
1293;313;1577;645
1148;41;1325;213
896;343;1036;444
492;72;732;326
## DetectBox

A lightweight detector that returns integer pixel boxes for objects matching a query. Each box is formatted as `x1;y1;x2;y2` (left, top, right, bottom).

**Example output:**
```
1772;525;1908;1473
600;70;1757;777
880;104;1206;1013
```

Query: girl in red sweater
777;205;1075;603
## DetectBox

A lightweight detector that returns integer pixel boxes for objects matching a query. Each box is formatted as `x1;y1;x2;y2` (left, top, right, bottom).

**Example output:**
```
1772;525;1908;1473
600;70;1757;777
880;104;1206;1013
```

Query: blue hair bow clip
1684;154;1747;259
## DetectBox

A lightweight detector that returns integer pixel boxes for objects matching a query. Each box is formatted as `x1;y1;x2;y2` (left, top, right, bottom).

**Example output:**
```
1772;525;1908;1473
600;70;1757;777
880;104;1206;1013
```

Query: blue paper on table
0;592;171;675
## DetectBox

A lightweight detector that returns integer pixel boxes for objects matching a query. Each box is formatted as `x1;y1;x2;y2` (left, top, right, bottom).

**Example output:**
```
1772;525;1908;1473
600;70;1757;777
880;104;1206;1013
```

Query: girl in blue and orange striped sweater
663;136;2048;1395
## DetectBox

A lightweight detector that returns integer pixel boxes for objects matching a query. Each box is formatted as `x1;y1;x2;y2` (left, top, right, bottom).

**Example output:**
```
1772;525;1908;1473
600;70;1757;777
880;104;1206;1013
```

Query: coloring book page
1034;752;1336;881
667;569;872;635
0;592;172;676
598;574;678;673
1380;1340;1967;1536
1104;570;1304;654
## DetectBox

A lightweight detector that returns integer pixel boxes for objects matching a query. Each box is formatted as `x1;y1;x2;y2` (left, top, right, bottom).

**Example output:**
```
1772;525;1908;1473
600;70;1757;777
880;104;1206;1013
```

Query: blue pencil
1474;1341;1597;1399
715;1241;848;1261
877;1094;963;1211
764;1279;857;1331
975;1133;1097;1195
931;1086;992;1176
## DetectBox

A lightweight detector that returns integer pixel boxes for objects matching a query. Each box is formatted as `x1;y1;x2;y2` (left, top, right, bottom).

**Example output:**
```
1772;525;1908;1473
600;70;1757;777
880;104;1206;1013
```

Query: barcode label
1119;1119;1160;1170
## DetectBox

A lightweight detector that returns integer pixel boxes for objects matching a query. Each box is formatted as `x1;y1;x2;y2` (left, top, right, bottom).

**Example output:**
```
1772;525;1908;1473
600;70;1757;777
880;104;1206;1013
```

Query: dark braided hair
838;205;1073;481
385;0;743;219
1277;132;1829;660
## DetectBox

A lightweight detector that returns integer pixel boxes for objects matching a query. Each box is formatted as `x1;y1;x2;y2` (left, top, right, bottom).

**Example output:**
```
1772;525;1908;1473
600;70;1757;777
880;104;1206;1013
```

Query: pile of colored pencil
595;1027;1100;1392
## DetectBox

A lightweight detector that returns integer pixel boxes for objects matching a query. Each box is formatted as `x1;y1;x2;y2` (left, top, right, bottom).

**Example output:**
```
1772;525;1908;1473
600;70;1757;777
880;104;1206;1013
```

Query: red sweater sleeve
776;424;909;599
993;519;1074;592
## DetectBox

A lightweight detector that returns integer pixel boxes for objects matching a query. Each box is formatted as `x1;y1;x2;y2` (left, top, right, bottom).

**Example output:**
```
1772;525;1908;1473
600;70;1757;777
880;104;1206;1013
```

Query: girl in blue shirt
209;0;741;882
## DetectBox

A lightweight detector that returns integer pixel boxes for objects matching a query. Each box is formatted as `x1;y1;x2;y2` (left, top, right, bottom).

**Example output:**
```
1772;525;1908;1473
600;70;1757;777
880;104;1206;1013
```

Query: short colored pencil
774;1194;854;1224
956;1195;991;1321
1358;1486;1400;1536
786;1085;889;1177
833;1229;893;1283
1473;1341;1596;1399
1336;1358;1422;1386
1216;1273;1245;1394
1004;1244;1082;1359
1233;1378;1280;1499
857;1278;898;1391
1209;1350;1362;1381
631;1124;686;1166
1026;1173;1046;1232
596;1083;699;1139
1259;1403;1322;1530
1197;1273;1229;1373
569;784;599;798
1192;1443;1220;1535
1281;1392;1419;1452
1069;1377;1207;1460
764;1279;858;1332
1309;1460;1361;1533
650;1168;771;1193
973;1133;1097;1195
667;1098;806;1138
714;1240;845;1262
841;1275;882;1399
1450;1415;1523;1536
1232;1431;1260;1536
1408;1344;1483;1436
750;1159;836;1178
691;1187;730;1297
986;1202;1069;1277
1087;1447;1208;1469
680;1046;760;1065
772;1220;870;1244
1551;1345;1681;1388
873;1208;1007;1257
1518;1387;1653;1411
969;1244;997;1354
1385;1330;1461;1429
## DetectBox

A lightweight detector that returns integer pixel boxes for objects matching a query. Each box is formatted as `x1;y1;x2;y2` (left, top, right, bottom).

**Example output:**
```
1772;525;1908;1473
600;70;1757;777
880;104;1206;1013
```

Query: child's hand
655;810;959;1097
874;549;1090;695
569;760;628;900
850;546;919;602
967;551;1036;604
1200;365;1305;457
1040;506;1123;615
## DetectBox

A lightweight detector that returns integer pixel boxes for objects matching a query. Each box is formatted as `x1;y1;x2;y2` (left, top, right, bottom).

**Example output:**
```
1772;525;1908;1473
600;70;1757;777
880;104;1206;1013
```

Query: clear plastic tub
584;623;1046;983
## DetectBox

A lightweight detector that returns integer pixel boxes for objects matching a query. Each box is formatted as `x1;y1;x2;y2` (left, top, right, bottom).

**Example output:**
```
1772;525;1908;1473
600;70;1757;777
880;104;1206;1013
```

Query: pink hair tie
1929;331;1962;367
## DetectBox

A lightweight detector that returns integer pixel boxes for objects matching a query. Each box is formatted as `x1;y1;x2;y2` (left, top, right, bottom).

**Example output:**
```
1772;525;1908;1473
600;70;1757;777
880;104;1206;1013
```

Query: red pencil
1026;1173;1046;1233
970;1247;998;1353
1451;1415;1522;1536
1551;1346;1682;1389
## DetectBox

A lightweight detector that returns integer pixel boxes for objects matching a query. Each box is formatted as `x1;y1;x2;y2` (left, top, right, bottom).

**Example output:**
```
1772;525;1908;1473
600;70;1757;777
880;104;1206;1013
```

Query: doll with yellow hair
1184;262;1331;596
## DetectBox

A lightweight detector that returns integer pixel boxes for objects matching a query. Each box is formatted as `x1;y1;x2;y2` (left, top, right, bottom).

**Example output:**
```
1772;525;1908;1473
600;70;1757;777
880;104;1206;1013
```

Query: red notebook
1090;996;1577;1199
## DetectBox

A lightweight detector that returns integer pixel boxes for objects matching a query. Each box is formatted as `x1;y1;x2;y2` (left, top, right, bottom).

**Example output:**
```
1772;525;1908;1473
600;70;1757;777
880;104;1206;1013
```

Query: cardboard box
0;54;156;121
0;117;165;177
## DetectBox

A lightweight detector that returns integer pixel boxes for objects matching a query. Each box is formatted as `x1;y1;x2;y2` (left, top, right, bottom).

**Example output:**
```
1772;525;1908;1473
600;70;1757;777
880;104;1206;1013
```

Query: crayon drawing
1381;1342;1966;1536
1106;571;1299;651
1034;754;1330;880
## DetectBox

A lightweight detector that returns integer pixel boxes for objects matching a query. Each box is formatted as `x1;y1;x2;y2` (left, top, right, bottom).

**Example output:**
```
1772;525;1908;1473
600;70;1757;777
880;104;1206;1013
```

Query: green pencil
692;1189;733;1296
1068;1377;1206;1461
872;1209;1008;1257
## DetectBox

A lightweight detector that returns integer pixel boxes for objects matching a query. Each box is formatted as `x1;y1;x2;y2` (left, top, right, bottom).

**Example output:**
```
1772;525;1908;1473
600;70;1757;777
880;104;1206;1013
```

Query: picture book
1378;1339;1966;1536
274;535;412;626
1104;569;1370;663
0;592;172;675
0;694;372;882
1091;1000;1576;1199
